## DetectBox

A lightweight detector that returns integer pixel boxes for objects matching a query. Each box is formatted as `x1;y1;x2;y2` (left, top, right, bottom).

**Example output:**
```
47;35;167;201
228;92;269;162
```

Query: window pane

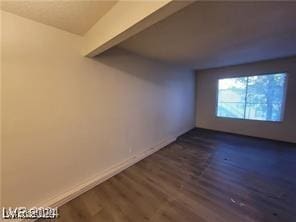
271;103;283;121
245;103;267;120
218;77;247;102
246;73;286;121
217;102;245;118
217;77;247;118
216;73;286;121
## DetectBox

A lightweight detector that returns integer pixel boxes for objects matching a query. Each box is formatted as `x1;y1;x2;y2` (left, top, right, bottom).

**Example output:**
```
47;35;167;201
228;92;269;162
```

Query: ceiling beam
81;0;193;57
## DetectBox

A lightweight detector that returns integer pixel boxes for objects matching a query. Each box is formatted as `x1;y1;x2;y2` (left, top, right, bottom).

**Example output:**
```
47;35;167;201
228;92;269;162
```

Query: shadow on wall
92;47;189;85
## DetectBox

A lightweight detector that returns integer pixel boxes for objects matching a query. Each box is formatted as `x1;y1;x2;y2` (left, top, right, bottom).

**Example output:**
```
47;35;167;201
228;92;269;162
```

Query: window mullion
243;77;249;119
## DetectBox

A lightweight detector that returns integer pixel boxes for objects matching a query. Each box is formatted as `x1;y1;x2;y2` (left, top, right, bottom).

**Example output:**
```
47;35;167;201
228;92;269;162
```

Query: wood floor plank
38;128;296;222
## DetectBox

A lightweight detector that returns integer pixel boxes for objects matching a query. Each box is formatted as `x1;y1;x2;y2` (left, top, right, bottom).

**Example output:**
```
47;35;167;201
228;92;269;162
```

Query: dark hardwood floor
40;128;296;222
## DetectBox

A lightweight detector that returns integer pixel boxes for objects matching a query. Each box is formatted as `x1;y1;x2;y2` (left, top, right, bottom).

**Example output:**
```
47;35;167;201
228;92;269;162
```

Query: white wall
196;56;296;143
1;11;195;208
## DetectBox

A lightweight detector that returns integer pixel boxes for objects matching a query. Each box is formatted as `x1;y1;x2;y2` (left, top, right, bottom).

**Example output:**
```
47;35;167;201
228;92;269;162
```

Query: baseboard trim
195;127;296;144
16;127;193;222
46;135;176;209
15;137;174;222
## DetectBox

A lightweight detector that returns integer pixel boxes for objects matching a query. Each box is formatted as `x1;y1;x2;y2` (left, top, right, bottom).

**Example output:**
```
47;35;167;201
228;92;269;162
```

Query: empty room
1;1;296;221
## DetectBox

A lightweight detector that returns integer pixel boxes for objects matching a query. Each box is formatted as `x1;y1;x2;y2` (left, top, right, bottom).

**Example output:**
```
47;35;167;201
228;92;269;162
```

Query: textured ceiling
119;2;296;70
0;0;117;35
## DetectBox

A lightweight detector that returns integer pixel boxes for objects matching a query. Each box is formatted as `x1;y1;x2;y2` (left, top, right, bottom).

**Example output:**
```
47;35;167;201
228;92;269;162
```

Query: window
217;73;287;121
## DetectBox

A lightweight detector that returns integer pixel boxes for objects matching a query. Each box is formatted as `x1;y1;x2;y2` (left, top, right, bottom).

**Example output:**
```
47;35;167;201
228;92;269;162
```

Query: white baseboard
45;135;177;209
35;135;179;216
18;128;192;222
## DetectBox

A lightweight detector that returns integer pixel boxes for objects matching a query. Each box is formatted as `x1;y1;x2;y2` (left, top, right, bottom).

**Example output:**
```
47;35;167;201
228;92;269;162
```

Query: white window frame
215;72;288;122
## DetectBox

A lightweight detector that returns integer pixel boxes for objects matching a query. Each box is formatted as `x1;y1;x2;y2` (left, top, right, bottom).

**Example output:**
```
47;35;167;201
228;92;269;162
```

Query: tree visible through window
217;73;287;121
